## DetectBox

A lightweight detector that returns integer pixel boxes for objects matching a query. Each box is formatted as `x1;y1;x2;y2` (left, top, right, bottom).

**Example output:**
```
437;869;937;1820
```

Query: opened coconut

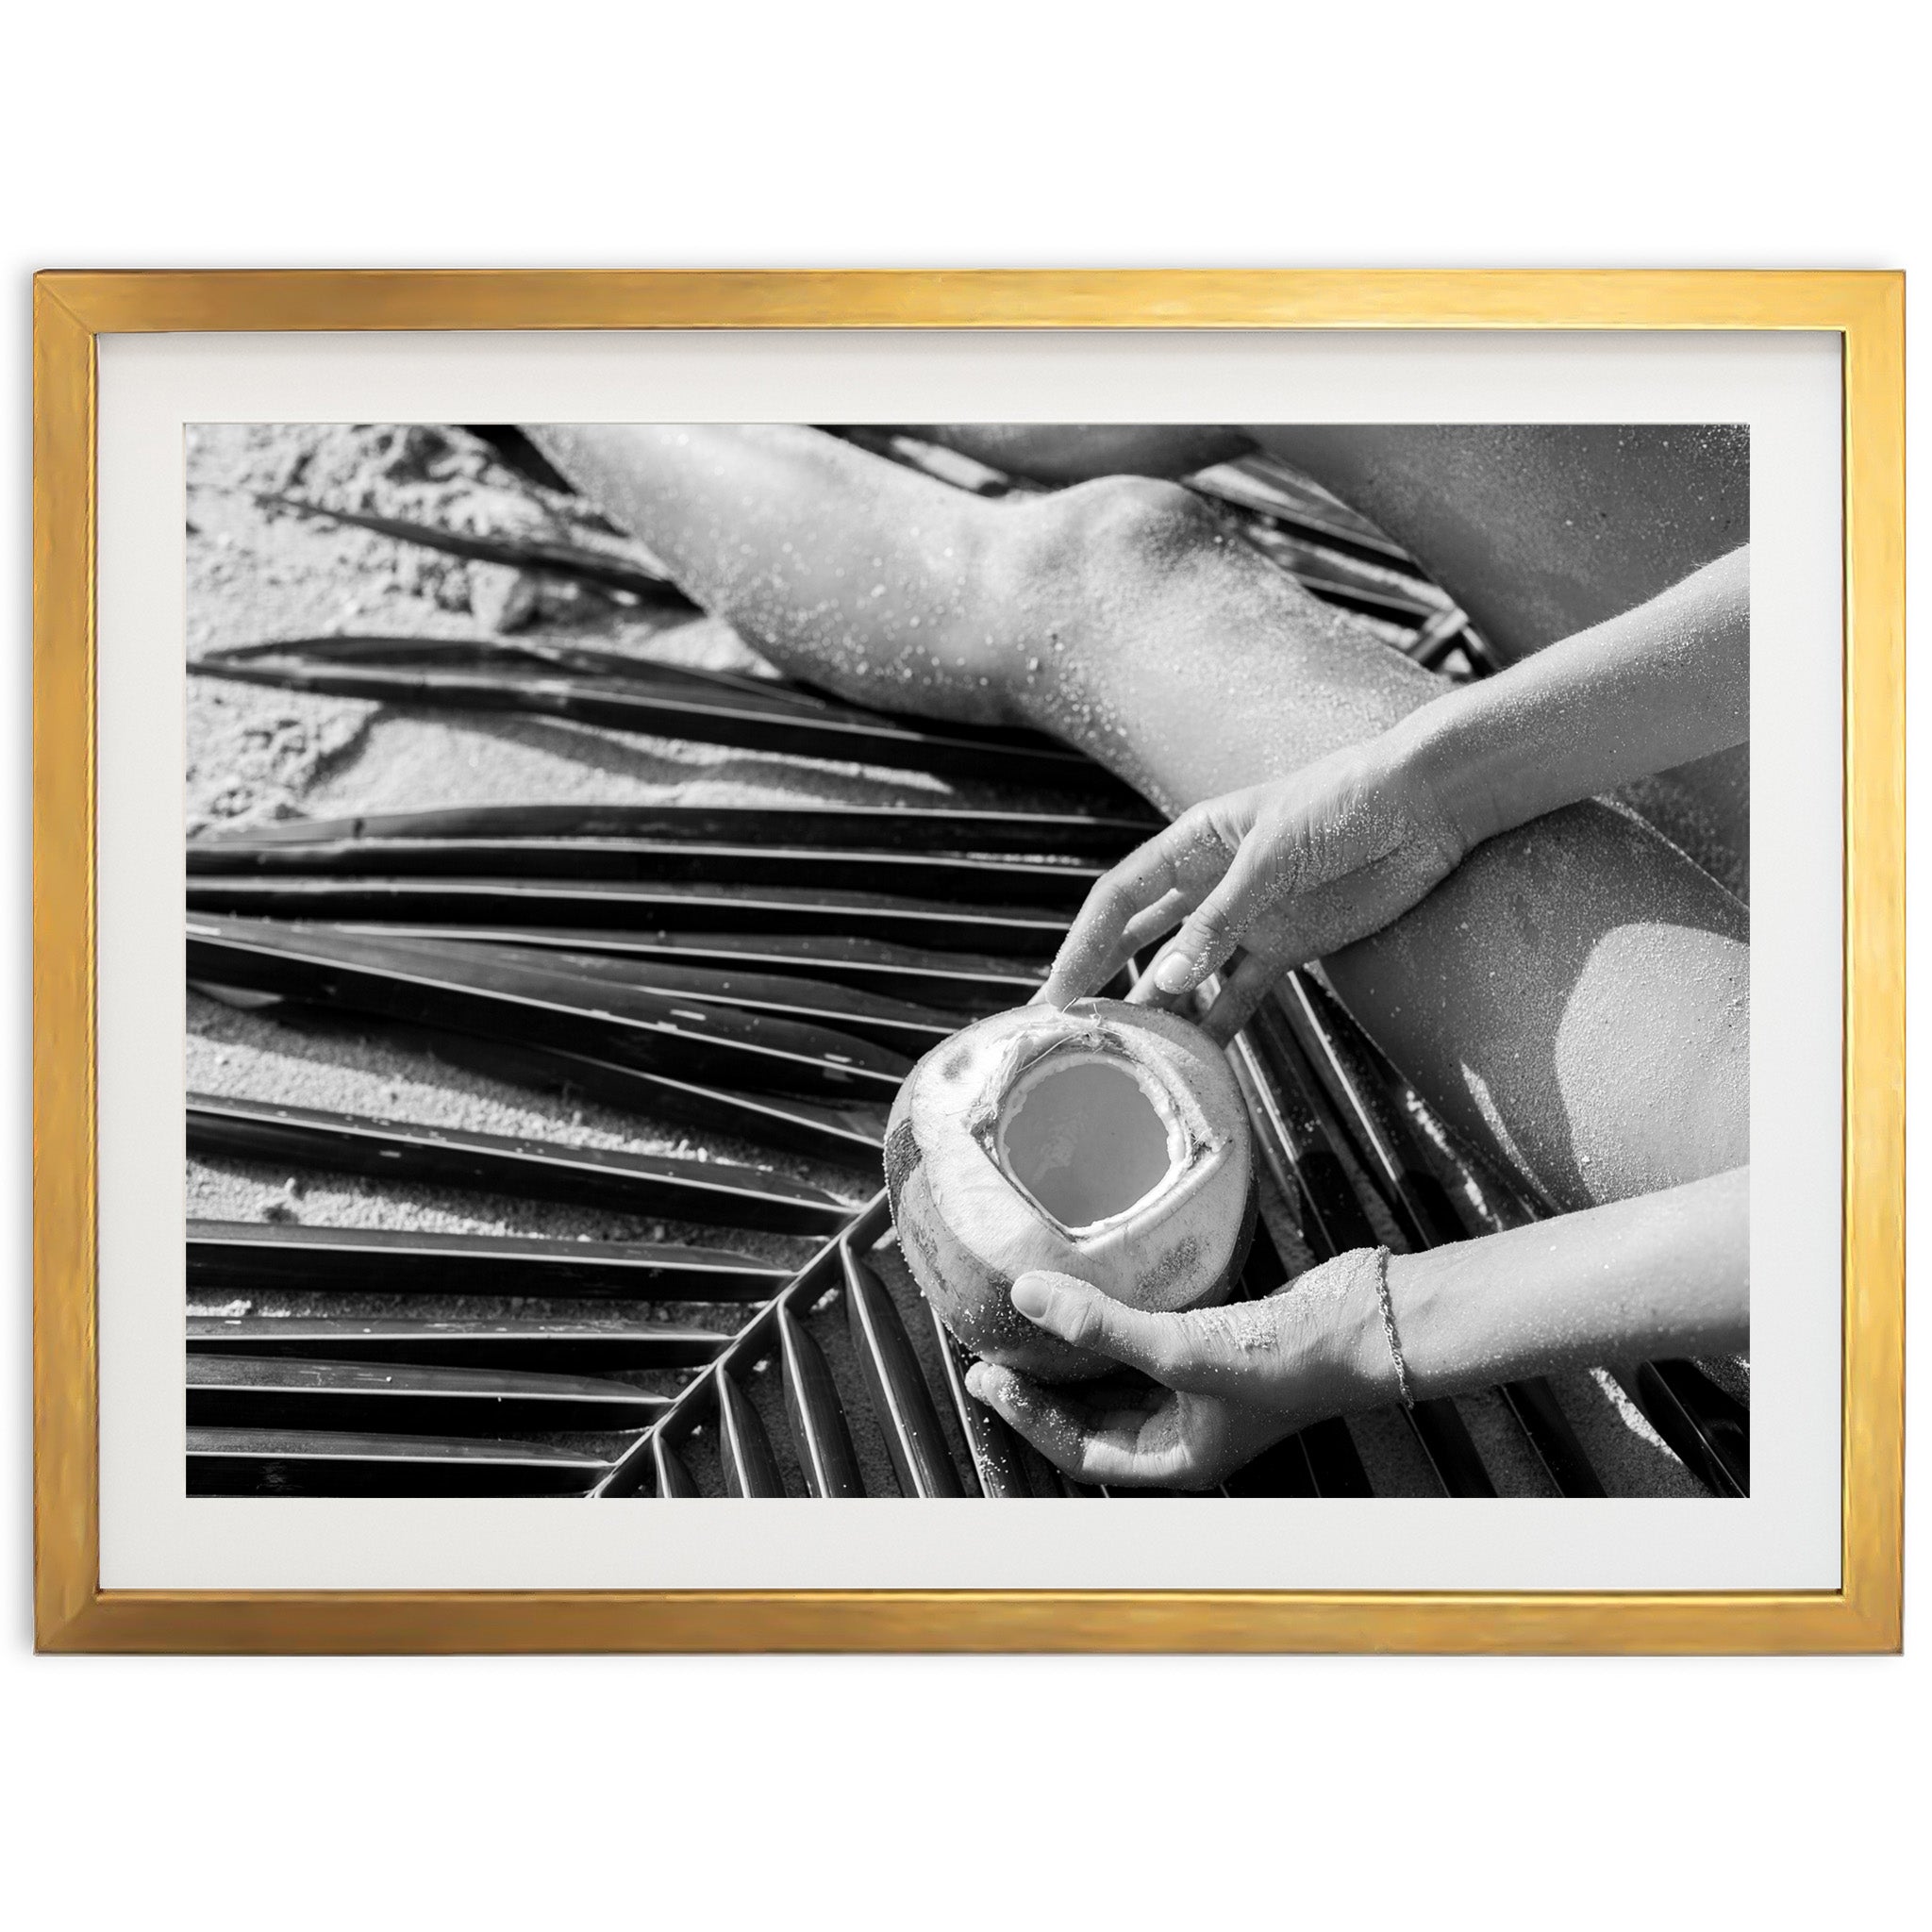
885;998;1257;1380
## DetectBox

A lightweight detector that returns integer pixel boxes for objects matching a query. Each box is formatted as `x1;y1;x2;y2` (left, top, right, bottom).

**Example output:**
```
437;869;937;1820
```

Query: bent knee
1058;474;1221;561
992;475;1225;606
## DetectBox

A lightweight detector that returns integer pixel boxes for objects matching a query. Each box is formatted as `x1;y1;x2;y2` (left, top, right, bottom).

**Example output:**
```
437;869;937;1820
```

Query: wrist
1280;1246;1409;1418
1385;690;1506;856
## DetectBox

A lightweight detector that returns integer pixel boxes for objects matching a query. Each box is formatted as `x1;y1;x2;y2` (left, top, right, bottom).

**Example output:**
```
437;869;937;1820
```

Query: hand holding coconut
884;996;1412;1488
963;1252;1401;1490
969;1169;1750;1490
885;1001;1259;1383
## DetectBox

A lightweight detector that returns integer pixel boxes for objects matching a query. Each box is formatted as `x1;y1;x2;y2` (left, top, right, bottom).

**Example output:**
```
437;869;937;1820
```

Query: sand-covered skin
184;423;1708;1499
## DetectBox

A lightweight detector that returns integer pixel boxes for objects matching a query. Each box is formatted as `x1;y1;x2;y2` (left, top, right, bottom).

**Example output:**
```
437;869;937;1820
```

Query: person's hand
1042;727;1469;1041
963;1264;1384;1489
965;1358;1292;1491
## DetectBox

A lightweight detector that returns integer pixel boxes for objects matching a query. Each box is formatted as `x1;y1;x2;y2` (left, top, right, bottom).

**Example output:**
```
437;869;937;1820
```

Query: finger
1008;1271;1261;1395
1199;950;1283;1044
1117;889;1191;958
1078;890;1192;1007
1042;824;1219;1007
1123;892;1208;1010
962;1361;1111;1477
963;1361;1187;1487
1008;1271;1173;1374
1040;838;1182;1007
1126;971;1199;1019
1141;826;1295;999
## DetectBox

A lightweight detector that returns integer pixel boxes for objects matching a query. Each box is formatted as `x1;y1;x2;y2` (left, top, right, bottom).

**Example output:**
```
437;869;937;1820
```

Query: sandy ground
185;423;1709;1499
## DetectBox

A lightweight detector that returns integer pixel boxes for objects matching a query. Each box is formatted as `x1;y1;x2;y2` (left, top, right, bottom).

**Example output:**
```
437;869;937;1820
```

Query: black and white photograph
179;420;1752;1502
15;2;1927;1915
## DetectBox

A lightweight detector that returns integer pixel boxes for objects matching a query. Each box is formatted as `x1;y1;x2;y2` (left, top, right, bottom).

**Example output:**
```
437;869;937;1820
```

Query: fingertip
1201;992;1250;1045
1152;950;1195;993
1038;960;1085;1008
966;1361;1022;1415
1202;954;1282;1044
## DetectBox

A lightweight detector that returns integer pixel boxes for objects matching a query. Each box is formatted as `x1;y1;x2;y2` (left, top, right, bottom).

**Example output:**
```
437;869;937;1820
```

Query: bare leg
911;423;1749;660
531;425;1747;1213
1257;425;1751;890
916;422;1752;884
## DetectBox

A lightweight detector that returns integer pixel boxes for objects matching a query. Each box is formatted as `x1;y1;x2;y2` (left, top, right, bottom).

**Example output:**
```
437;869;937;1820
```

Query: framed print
32;271;1904;1652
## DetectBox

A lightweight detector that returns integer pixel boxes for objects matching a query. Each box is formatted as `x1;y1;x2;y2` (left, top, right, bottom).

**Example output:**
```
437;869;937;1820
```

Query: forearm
1395;546;1751;848
990;1168;1750;1480
1331;1168;1750;1407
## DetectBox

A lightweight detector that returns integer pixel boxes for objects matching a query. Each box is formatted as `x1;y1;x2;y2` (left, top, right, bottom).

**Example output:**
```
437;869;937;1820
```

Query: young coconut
885;998;1257;1381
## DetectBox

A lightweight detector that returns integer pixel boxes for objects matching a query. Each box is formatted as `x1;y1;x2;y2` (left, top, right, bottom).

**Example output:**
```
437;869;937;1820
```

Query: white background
4;2;1923;1925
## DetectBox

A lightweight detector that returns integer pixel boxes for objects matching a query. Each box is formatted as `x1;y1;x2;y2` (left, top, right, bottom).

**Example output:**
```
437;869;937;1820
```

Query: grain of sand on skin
185;423;1710;1499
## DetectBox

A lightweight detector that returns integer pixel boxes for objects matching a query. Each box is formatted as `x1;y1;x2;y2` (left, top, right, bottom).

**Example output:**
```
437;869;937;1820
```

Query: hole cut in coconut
995;1053;1179;1231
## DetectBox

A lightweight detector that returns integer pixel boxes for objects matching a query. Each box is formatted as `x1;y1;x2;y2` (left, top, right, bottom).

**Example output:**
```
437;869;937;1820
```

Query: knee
1058;474;1221;561
993;475;1224;606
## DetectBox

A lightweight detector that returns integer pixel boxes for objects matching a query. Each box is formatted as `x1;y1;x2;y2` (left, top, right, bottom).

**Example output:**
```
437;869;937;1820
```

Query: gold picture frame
33;270;1904;1654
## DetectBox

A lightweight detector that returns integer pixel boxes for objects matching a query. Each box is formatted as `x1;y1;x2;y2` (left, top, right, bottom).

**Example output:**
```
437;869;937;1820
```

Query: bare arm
1411;544;1750;847
1376;1166;1748;1394
967;1167;1750;1488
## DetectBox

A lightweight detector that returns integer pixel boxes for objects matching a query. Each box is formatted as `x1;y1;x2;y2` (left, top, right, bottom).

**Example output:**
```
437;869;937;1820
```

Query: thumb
1009;1272;1235;1391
